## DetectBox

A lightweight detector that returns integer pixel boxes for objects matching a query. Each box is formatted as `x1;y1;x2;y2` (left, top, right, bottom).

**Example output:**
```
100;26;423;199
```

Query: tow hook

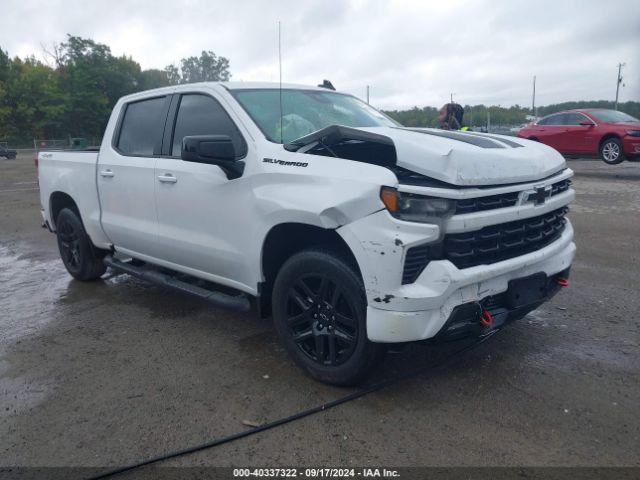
480;309;493;327
556;277;569;287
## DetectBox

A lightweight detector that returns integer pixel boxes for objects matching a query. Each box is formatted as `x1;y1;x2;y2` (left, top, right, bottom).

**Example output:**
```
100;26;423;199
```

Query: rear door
97;95;170;257
153;91;254;290
536;113;567;151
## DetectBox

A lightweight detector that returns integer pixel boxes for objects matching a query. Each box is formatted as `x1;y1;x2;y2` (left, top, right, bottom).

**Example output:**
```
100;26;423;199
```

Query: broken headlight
380;187;456;223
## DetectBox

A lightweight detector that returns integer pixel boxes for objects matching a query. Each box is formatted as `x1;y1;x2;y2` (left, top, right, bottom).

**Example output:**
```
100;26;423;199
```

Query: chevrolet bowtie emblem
531;185;552;205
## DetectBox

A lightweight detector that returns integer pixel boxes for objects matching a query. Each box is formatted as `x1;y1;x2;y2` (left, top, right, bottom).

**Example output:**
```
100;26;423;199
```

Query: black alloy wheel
285;274;358;367
272;248;384;385
57;215;82;273
55;208;107;281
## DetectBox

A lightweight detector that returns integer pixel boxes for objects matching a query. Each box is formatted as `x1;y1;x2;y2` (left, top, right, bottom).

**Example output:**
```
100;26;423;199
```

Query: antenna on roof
278;20;283;143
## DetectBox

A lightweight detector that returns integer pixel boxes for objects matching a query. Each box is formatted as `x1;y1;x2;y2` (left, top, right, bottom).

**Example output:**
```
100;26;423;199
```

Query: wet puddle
0;245;73;345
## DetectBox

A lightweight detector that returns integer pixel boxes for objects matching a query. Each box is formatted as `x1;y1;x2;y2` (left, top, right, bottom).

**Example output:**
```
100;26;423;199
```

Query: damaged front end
285;123;567;187
284;125;449;188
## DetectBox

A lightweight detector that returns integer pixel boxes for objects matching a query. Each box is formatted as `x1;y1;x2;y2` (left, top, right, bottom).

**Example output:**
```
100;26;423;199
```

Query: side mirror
580;121;595;127
181;135;244;179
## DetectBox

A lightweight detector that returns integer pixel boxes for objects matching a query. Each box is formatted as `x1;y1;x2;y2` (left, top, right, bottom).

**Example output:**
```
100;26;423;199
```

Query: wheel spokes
296;279;316;304
289;289;311;311
317;277;330;303
292;327;314;344
334;326;356;344
328;334;337;364
315;335;326;362
287;311;309;327
285;273;359;367
334;312;356;328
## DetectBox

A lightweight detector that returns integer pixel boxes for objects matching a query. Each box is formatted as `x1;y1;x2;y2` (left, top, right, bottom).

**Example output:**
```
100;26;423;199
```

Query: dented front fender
337;210;440;307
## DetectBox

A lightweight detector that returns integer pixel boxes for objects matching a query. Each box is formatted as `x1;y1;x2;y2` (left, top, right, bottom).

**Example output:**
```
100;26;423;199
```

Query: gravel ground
0;153;638;475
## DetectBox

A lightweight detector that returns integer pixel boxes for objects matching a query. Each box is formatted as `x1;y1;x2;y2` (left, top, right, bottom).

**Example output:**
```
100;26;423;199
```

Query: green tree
139;69;171;90
0;37;234;145
56;35;141;138
165;50;231;84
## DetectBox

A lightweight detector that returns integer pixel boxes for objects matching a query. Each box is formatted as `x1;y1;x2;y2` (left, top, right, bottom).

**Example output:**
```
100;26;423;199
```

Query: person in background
438;103;469;130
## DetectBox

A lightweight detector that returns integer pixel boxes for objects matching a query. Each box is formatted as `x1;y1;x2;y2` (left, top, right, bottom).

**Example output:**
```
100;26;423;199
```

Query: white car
37;82;575;385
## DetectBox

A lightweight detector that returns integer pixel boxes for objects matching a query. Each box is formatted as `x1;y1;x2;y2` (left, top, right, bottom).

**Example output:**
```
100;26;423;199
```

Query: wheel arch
259;222;361;317
49;191;80;230
599;132;621;150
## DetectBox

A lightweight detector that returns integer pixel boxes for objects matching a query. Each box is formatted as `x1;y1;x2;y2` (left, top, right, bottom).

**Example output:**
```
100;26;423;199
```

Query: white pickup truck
38;82;575;385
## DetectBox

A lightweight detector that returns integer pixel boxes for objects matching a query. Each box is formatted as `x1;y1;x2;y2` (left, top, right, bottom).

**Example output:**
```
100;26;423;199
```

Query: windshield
588;110;639;123
230;88;400;144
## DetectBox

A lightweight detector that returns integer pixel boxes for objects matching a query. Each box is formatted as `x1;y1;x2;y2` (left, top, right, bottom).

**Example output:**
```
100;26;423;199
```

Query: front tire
55;208;107;281
272;249;384;386
600;137;624;164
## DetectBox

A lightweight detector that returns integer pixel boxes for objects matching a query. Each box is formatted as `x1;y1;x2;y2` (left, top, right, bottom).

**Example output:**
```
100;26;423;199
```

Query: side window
545;114;566;126
116;96;166;155
171;94;247;157
564;113;585;125
538;116;551;125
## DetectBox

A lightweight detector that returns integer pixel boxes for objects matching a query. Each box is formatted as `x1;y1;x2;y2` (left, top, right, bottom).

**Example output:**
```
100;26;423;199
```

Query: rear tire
55;208;107;281
600;137;624;164
272;248;385;386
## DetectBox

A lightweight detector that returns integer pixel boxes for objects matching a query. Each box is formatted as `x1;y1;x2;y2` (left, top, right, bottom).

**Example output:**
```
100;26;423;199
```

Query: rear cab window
115;96;167;156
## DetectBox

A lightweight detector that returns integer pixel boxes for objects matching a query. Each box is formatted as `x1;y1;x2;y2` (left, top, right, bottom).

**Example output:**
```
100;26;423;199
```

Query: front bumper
365;230;574;342
622;136;640;157
339;209;575;343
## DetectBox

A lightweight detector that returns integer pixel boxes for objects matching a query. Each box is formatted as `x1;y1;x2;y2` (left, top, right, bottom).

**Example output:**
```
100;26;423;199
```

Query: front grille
455;178;572;215
551;178;571;196
443;207;568;269
456;192;519;214
401;205;570;284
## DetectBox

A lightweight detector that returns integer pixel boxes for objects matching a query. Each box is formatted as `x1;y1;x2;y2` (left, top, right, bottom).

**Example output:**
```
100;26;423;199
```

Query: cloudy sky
2;0;639;110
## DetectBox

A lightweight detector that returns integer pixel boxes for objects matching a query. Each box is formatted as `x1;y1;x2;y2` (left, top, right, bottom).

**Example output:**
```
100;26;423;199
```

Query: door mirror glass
579;120;595;126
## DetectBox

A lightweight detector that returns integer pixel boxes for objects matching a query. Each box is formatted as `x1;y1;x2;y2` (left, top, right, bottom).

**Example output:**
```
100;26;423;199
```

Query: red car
517;109;640;164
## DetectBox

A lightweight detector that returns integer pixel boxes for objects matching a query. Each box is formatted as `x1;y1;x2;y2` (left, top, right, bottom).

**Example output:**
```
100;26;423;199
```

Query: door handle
158;174;177;183
100;169;114;178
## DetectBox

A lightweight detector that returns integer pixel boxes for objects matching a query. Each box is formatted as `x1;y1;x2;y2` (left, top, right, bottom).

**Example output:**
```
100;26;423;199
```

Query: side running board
103;256;251;312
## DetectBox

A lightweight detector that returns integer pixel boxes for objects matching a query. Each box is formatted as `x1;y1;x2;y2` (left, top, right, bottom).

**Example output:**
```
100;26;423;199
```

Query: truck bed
38;150;110;248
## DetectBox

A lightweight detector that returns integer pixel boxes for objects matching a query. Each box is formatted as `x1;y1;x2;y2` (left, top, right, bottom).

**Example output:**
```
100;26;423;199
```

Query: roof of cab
169;81;330;91
119;81;336;103
221;81;329;91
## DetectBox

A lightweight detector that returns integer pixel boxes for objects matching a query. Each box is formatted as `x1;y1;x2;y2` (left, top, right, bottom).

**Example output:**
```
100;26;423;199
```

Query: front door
154;92;253;290
98;95;170;257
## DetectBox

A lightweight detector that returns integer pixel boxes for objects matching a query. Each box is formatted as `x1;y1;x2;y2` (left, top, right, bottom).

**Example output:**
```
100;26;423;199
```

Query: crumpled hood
359;126;567;186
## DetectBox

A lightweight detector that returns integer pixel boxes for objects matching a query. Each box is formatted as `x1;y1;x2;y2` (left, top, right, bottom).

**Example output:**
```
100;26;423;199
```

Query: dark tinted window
117;96;166;155
171;94;246;157
564;113;587;125
540;114;566;126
